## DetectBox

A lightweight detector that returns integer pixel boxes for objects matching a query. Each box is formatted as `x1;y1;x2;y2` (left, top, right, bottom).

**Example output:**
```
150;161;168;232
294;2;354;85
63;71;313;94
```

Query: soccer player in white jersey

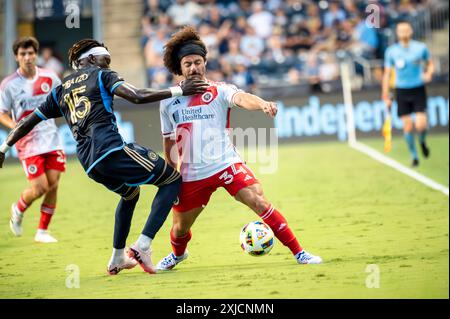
0;37;65;243
156;26;322;270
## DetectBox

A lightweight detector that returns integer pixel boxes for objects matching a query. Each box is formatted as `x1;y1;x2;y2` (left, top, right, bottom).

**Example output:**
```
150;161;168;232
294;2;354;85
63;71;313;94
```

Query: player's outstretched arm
233;92;278;118
114;78;208;104
0;112;42;168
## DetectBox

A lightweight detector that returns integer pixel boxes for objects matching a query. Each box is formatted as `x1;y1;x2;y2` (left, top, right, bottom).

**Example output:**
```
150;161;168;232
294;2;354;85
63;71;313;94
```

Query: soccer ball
240;221;274;256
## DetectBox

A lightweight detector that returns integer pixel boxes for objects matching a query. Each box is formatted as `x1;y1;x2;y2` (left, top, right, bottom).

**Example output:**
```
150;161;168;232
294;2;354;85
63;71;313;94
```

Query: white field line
350;140;449;196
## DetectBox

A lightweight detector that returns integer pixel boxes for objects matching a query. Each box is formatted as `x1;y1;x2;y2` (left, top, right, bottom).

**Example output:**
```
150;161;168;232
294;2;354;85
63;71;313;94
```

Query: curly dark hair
163;26;207;76
68;39;108;68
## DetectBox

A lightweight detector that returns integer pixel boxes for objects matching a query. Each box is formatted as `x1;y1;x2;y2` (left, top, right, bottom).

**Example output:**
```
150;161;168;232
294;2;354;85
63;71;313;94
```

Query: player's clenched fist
263;101;278;118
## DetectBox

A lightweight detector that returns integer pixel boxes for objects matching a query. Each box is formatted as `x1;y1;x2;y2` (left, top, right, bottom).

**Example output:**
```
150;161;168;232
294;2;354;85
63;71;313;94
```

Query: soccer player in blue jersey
0;39;208;275
382;20;434;167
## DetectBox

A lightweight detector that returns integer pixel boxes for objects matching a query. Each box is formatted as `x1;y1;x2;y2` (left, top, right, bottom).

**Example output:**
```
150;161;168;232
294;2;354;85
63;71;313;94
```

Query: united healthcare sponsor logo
275;95;449;141
0;111;134;158
176;107;215;123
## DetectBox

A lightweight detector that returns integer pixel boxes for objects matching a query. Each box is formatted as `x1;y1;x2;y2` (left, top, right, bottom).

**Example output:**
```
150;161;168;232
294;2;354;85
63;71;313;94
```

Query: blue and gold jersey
36;66;125;173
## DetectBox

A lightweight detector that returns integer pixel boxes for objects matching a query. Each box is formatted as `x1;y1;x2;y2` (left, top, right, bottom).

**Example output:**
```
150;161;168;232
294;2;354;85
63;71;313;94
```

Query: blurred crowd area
141;0;442;92
36;47;65;79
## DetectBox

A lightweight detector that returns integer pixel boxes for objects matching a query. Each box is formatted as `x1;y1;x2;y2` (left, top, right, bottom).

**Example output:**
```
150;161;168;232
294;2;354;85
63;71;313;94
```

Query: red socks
170;228;192;257
17;195;29;213
259;205;302;255
16;195;56;231
168;206;301;257
39;204;55;230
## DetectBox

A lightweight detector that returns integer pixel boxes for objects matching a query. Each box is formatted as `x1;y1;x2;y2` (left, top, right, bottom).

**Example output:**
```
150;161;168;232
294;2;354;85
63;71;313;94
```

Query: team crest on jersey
33;76;53;96
201;92;214;103
148;151;158;161
41;82;50;93
28;164;37;175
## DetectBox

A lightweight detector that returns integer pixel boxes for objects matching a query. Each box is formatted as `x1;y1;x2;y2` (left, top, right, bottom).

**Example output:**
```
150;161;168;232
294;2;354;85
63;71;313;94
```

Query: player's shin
259;205;303;255
38;203;55;230
170;228;192;257
404;132;418;160
113;191;140;249
141;174;181;241
16;194;30;213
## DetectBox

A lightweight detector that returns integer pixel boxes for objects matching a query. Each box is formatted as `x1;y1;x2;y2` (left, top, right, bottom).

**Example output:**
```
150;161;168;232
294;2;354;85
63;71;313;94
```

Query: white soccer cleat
128;244;157;274
156;251;189;271
296;250;323;264
107;255;138;276
9;203;23;237
34;230;58;243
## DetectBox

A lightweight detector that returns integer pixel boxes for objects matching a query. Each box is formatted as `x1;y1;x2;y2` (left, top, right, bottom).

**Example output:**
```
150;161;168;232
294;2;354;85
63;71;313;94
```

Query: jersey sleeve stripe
34;108;48;120
111;81;125;94
51;89;58;104
98;70;113;113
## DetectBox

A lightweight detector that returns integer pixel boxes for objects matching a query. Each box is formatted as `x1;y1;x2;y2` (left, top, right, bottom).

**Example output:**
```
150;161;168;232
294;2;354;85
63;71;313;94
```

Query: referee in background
382;20;434;167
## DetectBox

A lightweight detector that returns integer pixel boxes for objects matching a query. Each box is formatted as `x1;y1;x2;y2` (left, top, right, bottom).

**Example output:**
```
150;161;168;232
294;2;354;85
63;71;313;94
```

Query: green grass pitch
0;134;448;298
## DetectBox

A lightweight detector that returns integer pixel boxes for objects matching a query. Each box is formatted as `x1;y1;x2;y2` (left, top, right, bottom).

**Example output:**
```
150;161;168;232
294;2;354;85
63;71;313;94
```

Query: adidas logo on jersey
173;99;181;105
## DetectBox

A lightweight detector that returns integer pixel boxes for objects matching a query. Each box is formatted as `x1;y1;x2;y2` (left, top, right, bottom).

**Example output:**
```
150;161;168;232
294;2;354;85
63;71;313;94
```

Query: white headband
78;46;110;61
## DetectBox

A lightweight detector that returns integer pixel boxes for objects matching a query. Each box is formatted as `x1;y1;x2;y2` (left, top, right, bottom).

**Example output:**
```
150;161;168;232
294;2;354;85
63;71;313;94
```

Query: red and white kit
160;80;257;212
0;67;65;179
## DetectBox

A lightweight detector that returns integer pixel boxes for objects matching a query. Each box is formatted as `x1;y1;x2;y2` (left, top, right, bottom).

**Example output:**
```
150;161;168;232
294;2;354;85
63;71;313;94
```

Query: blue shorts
87;143;179;198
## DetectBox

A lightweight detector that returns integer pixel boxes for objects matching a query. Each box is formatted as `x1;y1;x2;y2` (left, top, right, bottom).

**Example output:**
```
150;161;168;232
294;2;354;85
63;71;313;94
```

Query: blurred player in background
382;20;434;167
156;26;322;271
0;39;208;275
0;37;65;243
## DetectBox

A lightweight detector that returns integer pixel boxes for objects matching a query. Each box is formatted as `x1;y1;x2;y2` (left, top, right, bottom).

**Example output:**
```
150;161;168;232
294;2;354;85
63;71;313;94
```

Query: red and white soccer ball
240;221;274;256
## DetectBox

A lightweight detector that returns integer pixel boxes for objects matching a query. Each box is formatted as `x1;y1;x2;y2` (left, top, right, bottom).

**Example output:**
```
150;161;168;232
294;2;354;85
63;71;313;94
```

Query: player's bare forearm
234;92;265;110
423;60;435;82
426;59;434;75
0;112;41;168
381;68;392;109
381;68;391;99
0;112;16;129
115;82;173;104
114;79;208;104
234;92;278;118
163;137;178;169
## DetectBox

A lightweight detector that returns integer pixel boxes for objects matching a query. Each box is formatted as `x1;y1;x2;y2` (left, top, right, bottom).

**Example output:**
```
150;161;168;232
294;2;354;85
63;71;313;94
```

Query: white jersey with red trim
0;67;62;160
160;80;244;181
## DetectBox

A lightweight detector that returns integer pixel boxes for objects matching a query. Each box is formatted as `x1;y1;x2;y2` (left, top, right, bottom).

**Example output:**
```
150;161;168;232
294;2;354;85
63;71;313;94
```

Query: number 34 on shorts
219;163;254;185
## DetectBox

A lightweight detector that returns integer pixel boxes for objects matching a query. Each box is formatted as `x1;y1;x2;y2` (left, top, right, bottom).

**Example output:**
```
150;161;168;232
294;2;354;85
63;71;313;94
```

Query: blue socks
418;130;427;145
404;132;418;160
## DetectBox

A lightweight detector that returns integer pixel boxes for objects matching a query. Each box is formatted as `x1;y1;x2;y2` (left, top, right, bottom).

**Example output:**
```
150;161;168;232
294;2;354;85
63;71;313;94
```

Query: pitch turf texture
0;134;448;299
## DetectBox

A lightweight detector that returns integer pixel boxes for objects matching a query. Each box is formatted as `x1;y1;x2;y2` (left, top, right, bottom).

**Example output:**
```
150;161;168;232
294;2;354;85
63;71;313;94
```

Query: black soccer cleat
420;142;430;158
411;158;419;167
